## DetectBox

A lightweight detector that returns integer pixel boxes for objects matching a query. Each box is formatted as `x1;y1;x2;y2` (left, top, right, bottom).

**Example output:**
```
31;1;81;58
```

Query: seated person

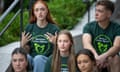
76;49;96;72
44;30;76;72
82;0;120;72
6;47;32;72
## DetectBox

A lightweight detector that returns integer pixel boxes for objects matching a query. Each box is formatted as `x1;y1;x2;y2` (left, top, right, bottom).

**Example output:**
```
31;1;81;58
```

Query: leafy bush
0;11;29;46
48;0;87;29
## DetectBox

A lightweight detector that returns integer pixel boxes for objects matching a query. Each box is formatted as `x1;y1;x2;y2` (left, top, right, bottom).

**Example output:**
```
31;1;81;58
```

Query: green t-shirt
25;23;60;57
83;21;120;55
44;56;69;72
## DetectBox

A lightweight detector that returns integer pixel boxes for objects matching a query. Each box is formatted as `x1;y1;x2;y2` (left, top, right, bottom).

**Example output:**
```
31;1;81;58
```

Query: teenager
82;0;120;72
44;30;76;72
76;49;96;72
21;0;60;72
6;48;32;72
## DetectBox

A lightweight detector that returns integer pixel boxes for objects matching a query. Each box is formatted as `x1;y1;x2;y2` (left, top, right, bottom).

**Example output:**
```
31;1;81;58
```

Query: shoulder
25;24;34;28
48;23;60;31
25;24;35;32
83;21;97;32
85;21;97;26
110;21;120;31
84;21;97;29
48;23;59;28
110;21;120;27
110;21;120;36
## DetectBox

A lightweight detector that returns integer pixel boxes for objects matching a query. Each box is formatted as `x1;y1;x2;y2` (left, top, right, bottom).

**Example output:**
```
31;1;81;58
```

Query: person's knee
113;55;120;65
108;55;120;65
27;54;32;60
34;55;44;61
33;55;48;63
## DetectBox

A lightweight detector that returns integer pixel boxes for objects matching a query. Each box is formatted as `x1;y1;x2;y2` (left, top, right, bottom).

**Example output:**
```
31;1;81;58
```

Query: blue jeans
27;55;48;72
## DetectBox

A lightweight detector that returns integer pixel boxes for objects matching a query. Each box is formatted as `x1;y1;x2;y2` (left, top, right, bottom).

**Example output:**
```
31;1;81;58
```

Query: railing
0;0;23;37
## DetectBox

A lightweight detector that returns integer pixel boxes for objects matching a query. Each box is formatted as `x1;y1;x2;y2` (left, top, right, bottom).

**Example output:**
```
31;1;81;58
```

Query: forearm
20;42;30;53
84;44;98;57
104;46;120;58
104;36;120;57
20;31;32;53
82;33;98;57
20;41;25;48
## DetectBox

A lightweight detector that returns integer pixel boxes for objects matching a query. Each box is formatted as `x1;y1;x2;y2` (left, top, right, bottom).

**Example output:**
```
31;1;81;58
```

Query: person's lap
108;55;120;72
27;54;48;72
96;55;120;72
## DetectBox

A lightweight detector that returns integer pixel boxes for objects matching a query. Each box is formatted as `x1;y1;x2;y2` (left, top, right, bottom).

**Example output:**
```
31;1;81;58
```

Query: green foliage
0;11;29;46
48;0;87;29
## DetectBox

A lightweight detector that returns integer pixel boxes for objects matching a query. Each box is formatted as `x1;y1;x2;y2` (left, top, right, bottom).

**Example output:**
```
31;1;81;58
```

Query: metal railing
0;0;19;22
0;9;21;36
0;0;23;37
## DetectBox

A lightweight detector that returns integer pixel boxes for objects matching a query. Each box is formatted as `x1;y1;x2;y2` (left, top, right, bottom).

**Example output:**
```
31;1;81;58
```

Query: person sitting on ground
82;0;120;72
76;49;96;72
21;0;60;72
44;30;76;72
6;47;32;72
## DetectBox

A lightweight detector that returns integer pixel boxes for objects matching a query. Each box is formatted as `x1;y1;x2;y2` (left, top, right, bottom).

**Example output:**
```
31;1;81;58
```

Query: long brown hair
51;30;76;72
29;0;56;24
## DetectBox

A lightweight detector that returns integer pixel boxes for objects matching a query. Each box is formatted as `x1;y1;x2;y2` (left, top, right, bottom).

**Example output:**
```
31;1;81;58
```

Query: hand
94;53;99;60
44;32;57;44
21;31;32;47
96;54;108;68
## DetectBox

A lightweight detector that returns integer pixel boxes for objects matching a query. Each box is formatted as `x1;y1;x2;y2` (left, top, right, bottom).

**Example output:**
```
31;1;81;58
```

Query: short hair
96;0;115;14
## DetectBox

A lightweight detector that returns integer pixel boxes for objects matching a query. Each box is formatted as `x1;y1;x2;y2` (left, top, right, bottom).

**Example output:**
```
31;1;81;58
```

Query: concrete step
0;42;20;72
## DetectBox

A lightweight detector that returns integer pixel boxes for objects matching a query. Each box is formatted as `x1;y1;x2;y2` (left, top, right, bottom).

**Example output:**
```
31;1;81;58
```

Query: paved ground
0;42;20;72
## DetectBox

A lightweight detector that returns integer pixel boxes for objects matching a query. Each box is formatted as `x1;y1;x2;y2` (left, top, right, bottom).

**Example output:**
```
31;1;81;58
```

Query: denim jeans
27;55;48;72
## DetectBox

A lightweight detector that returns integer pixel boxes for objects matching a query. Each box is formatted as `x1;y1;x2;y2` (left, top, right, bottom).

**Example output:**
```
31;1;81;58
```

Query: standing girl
21;0;60;72
44;30;76;72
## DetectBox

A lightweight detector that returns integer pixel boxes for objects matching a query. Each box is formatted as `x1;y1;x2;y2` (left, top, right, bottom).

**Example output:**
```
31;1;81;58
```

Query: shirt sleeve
83;23;91;33
52;24;60;35
25;24;34;33
115;24;120;36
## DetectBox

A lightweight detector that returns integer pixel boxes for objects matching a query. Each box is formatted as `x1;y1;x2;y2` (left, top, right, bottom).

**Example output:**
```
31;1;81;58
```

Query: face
57;34;71;54
34;2;48;21
95;5;111;22
77;54;95;72
12;53;28;72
